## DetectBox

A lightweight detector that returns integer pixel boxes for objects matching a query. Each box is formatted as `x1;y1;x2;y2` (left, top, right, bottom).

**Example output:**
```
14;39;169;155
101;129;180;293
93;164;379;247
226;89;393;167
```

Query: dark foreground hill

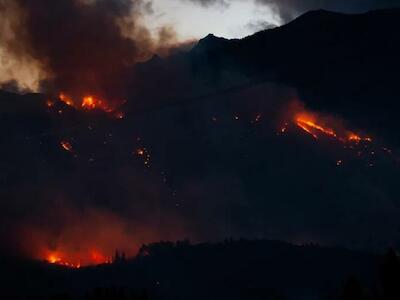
0;239;386;300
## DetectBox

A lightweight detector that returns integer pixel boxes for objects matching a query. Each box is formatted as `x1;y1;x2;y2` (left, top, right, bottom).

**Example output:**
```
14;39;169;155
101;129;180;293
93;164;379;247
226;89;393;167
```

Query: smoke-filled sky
1;0;400;93
146;0;400;39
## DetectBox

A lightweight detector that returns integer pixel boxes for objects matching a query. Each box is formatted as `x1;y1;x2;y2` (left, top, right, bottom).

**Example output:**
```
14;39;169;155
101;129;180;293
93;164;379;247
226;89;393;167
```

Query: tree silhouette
340;277;366;300
113;249;127;264
380;248;400;300
86;287;148;300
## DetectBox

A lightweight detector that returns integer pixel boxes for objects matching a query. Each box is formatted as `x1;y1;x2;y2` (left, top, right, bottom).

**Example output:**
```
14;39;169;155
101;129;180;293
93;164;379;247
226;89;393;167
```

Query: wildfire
46;252;81;269
348;133;362;142
58;93;114;112
82;96;96;109
46;100;54;108
59;93;74;107
295;115;336;139
296;119;318;139
294;112;372;143
45;249;112;268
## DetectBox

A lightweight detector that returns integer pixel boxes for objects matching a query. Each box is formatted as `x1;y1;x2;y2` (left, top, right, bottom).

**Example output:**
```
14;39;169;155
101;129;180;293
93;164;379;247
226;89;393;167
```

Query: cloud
0;0;188;99
182;0;230;8
254;0;400;22
181;0;400;23
245;19;277;32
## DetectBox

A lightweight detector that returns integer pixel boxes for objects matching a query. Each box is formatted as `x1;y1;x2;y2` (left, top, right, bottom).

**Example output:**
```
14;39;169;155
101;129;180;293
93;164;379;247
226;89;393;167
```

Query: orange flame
295;115;337;139
294;112;372;143
59;93;74;107
46;252;81;269
45;248;112;268
296;120;318;139
58;93;114;113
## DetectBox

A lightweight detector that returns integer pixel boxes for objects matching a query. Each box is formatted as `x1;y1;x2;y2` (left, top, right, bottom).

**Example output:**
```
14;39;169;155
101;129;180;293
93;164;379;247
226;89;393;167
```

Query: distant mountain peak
194;33;229;52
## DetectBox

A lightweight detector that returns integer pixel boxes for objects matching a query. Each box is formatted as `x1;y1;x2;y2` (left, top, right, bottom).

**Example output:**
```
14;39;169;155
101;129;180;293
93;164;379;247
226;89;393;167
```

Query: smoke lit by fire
18;206;173;267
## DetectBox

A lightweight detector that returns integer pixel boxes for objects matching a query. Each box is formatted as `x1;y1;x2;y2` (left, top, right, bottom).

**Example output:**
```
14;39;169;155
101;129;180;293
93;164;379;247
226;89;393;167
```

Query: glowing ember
137;148;145;156
60;141;73;152
347;133;372;143
278;122;289;135
348;133;362;142
59;93;74;107
46;100;54;108
115;112;125;119
136;147;151;166
252;114;262;123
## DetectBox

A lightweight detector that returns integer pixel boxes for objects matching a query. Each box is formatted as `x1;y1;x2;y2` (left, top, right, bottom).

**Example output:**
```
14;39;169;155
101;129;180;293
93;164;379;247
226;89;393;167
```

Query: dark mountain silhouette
0;240;383;300
134;8;400;143
194;34;234;53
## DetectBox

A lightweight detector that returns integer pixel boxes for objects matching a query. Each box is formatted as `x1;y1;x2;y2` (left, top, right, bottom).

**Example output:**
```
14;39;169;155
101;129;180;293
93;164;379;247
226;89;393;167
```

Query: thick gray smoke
183;0;400;22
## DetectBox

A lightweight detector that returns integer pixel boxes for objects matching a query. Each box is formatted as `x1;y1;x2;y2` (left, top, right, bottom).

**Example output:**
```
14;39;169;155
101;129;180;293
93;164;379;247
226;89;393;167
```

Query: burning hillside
59;93;115;112
19;88;399;268
294;111;372;144
2;61;400;268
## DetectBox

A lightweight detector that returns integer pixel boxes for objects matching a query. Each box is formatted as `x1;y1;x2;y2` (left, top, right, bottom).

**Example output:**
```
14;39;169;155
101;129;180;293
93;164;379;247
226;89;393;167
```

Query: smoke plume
0;0;185;106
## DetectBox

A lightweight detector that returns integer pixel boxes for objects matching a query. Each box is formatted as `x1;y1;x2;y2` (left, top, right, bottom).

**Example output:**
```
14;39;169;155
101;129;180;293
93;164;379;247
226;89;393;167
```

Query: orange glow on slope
80;95;112;112
82;96;96;109
90;250;112;265
296;120;318;139
58;93;114;112
294;111;372;143
295;114;336;139
348;133;362;142
44;245;114;268
48;254;61;264
59;93;74;107
46;252;81;268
